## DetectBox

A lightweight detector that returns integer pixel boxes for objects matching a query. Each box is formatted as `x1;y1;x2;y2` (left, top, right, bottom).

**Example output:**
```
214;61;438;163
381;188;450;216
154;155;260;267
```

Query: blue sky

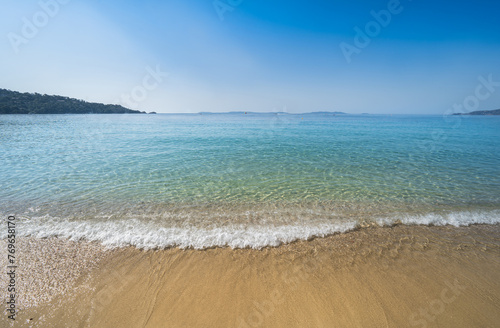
1;0;499;114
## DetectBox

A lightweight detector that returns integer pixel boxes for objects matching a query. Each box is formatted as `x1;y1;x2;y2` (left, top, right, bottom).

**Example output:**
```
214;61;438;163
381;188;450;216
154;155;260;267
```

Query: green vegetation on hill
0;89;145;114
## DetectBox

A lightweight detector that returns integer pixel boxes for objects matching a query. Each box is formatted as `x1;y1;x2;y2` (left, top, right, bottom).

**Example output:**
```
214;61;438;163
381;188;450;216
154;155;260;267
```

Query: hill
0;89;145;114
453;108;500;116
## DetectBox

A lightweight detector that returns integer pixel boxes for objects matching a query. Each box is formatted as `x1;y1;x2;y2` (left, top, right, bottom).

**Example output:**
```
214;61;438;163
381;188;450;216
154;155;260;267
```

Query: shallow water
1;113;499;248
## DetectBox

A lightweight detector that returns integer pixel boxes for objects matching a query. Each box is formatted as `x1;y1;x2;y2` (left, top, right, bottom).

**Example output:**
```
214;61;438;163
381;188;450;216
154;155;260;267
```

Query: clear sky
1;0;499;114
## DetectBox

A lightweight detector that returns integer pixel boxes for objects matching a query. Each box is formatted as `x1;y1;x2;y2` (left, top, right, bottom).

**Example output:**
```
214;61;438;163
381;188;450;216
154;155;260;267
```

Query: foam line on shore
1;210;499;249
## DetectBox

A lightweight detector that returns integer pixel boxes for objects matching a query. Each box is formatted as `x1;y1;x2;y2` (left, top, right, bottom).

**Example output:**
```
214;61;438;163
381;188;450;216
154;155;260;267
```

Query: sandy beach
1;224;500;328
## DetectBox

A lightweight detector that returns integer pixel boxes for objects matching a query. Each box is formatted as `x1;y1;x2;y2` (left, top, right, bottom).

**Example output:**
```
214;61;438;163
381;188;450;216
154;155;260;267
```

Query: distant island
198;111;289;115
0;89;146;114
453;108;500;116
302;111;346;115
198;111;346;115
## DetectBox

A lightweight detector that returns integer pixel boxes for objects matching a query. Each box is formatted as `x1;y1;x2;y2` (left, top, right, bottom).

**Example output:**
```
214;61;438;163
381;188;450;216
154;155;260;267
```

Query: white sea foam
1;215;357;249
1;210;499;249
375;210;500;227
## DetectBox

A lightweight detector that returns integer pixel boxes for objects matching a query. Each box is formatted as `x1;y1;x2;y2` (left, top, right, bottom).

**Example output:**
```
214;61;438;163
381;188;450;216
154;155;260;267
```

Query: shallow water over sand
1;113;499;248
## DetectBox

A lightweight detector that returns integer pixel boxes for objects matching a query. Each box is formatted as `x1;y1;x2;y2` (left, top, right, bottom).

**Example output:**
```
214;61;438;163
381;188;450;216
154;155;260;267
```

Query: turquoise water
1;113;499;248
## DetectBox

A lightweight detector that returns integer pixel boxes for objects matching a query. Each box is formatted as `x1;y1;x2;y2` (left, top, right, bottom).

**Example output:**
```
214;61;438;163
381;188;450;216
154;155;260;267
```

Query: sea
1;113;499;249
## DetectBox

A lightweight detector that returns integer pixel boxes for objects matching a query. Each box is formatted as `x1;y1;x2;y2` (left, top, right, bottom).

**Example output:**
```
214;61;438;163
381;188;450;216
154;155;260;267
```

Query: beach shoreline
2;224;500;327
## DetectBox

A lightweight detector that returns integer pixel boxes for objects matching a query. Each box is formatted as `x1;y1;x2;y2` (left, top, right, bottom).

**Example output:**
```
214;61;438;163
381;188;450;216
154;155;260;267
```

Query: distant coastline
197;111;347;115
3;87;496;116
0;89;146;114
453;108;500;116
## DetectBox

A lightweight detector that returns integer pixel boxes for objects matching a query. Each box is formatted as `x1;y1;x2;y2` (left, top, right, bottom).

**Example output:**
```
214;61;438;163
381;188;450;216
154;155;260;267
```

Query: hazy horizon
1;0;499;114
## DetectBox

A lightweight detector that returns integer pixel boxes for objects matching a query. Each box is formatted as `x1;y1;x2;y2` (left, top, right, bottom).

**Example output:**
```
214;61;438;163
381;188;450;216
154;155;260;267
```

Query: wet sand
1;224;500;327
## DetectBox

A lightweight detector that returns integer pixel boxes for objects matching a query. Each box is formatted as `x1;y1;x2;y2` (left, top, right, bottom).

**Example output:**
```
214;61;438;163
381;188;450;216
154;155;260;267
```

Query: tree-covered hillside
0;89;146;114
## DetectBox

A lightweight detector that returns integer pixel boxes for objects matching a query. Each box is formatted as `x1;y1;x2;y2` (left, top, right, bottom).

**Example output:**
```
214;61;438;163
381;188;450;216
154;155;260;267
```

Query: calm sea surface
1;113;499;248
